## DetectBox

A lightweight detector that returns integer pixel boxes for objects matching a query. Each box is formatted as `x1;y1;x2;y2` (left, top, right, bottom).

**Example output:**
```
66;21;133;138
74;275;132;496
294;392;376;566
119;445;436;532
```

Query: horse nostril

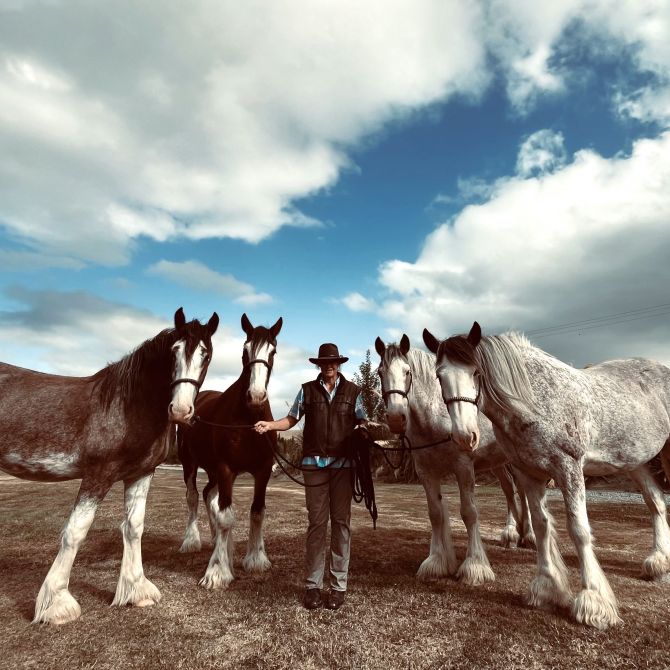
469;432;478;449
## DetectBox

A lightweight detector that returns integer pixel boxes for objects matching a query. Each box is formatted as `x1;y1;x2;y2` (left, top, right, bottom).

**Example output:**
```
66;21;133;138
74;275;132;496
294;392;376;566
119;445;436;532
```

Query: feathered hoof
243;551;272;574
500;525;520;549
457;557;495;586
642;551;670;580
179;537;202;553
527;574;572;611
199;566;233;590
573;589;622;630
416;553;457;581
33;588;81;625
112;576;162;608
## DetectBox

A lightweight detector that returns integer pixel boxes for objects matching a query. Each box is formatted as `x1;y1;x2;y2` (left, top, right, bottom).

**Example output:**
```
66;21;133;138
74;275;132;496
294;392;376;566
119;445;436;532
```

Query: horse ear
423;328;439;354
467;321;482;346
241;313;253;338
207;312;219;336
400;334;410;355
174;307;186;331
374;336;385;358
270;316;283;338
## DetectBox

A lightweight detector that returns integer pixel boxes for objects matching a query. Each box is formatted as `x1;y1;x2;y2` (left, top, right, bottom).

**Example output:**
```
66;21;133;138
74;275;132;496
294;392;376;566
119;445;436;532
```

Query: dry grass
0;469;668;670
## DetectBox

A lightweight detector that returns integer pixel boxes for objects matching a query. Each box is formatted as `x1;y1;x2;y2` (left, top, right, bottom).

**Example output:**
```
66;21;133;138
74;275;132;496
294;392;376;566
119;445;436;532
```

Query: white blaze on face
245;339;274;406
382;356;411;434
169;339;209;423
436;359;480;451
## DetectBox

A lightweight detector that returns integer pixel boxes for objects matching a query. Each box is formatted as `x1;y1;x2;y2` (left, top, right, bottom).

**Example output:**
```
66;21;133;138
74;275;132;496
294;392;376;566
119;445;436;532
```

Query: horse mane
438;331;536;415
93;328;177;409
406;348;439;389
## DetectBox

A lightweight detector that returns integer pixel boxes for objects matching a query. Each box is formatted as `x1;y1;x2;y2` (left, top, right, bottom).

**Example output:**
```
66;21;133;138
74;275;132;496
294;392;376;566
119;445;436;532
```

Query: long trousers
303;466;353;592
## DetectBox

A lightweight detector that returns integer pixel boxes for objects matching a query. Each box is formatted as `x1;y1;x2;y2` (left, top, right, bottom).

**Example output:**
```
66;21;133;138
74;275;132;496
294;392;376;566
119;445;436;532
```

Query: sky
1;0;670;418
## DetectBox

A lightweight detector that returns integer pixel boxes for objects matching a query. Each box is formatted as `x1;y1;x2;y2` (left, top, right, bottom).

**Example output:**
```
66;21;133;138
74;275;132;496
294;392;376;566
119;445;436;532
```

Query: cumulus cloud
0;0;488;265
147;259;272;306
336;292;378;313
377;130;670;367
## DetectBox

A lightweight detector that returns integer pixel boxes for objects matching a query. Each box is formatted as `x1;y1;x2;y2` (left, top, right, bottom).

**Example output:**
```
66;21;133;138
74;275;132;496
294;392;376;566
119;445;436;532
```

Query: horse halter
245;358;272;371
435;364;480;407
379;366;413;403
170;377;203;390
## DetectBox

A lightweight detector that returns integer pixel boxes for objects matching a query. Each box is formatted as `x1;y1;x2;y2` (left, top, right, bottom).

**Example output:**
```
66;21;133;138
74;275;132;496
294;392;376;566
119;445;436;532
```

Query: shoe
303;588;322;610
325;590;345;610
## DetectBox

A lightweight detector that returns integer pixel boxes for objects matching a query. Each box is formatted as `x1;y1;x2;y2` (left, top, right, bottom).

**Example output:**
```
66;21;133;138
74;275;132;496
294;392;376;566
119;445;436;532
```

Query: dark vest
302;375;360;458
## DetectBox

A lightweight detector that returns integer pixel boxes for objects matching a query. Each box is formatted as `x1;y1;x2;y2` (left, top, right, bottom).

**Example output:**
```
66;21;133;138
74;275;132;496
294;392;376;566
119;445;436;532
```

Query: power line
531;305;670;339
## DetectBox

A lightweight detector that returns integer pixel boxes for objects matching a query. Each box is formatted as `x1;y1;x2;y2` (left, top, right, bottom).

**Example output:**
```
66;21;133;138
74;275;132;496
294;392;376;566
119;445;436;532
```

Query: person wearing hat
253;342;367;610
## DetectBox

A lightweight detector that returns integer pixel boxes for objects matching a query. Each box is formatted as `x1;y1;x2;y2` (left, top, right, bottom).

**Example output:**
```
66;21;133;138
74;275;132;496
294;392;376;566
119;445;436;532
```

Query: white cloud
516;129;566;177
337;292;378;313
0;0;488;264
146;259;272;305
378;131;670;366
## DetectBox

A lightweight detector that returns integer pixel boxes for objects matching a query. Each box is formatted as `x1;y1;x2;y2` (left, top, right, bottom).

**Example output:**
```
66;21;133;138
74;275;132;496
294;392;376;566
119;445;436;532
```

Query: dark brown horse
177;313;282;590
0;308;219;624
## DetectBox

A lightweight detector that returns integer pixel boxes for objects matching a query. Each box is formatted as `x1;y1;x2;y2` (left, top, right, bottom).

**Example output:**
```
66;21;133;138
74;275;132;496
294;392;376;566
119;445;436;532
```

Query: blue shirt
289;376;367;468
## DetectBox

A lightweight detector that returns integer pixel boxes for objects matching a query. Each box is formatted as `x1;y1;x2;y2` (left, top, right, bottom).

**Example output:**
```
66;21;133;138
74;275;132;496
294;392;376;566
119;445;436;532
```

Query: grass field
0;468;668;670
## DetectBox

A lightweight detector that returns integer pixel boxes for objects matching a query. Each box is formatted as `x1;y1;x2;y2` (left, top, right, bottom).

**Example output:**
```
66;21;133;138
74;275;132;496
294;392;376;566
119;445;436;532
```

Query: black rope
349;430;378;528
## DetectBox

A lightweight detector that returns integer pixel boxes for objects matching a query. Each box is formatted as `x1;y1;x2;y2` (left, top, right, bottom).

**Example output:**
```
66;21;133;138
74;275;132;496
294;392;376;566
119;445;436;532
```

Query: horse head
169;307;219;424
375;334;411;435
423;322;481;452
240;313;283;412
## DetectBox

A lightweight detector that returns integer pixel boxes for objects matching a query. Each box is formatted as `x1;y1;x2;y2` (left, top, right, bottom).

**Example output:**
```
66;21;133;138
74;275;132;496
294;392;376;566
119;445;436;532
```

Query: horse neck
406;351;450;438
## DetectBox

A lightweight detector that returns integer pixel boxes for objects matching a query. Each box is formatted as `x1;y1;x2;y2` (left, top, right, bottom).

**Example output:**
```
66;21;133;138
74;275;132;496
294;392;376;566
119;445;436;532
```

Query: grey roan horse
177;314;282;590
424;321;670;630
375;335;533;586
0;308;219;624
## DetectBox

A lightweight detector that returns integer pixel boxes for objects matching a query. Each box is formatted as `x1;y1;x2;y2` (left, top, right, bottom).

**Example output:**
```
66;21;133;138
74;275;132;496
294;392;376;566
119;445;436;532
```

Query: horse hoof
573;589;622;630
134;598;156;608
457;557;495;586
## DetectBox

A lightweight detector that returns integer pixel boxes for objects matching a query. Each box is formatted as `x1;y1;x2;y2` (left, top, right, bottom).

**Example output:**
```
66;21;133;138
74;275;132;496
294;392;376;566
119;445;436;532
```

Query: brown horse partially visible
177;313;282;589
0;308;219;624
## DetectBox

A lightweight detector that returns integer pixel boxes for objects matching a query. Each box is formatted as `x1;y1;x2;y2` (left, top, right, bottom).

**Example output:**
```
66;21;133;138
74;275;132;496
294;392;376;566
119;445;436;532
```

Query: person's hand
254;421;271;434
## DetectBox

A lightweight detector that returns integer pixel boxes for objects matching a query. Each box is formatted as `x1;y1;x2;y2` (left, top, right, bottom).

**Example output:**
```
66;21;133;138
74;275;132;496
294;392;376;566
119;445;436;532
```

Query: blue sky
1;1;669;417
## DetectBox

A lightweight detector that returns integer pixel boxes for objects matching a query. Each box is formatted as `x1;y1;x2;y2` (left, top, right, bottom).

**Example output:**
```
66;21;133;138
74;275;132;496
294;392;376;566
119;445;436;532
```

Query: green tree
353;349;383;421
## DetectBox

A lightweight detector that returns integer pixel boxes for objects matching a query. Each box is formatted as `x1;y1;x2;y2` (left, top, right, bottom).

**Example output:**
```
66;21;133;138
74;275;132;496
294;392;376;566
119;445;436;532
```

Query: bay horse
375;336;533;586
177;313;282;590
424;322;670;630
0;307;219;624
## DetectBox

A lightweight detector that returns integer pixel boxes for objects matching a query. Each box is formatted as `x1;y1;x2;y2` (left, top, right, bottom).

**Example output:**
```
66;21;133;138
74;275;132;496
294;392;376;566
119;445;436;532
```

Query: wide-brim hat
309;342;349;365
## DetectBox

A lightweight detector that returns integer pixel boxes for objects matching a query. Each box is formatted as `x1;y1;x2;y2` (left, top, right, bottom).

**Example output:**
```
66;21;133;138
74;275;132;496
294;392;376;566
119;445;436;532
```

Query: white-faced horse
177;314;282;590
424;322;670;630
375;336;534;586
0;308;219;624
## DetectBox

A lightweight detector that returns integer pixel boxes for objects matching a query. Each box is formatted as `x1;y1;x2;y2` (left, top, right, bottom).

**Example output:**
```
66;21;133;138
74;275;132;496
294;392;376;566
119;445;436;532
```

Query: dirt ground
0;469;668;670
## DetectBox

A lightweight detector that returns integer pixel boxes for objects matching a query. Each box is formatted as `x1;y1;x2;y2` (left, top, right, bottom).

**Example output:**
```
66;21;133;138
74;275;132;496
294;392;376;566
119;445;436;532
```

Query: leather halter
245;358;272;370
170;377;202;390
435;363;480;407
379;366;413;403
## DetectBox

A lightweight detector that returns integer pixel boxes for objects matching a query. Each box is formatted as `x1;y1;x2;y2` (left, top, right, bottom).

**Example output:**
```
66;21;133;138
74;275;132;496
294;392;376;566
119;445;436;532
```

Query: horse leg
202;477;218;544
453;461;494;585
416;473;458;580
516;470;572;613
628;464;670;579
33;478;112;624
112;472;161;608
243;467;272;573
492;465;521;548
513;470;536;548
200;464;236;590
179;458;201;553
555;464;621;629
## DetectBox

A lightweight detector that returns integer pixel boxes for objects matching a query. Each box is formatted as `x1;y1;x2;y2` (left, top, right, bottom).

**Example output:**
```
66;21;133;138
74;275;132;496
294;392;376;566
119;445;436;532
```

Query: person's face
319;361;339;381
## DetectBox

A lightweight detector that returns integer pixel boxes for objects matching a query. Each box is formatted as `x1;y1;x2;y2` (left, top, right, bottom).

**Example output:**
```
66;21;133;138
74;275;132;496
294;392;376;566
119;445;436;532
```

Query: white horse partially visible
424;322;670;630
375;335;534;586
